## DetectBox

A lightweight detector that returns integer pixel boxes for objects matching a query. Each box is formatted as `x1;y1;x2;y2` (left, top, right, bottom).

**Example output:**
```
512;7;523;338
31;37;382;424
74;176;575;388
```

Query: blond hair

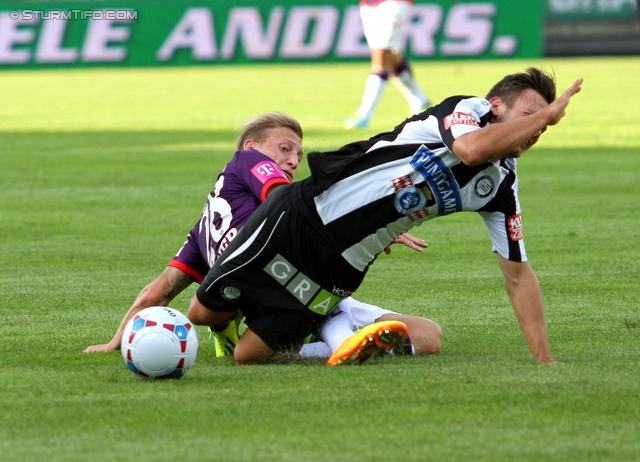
236;112;303;151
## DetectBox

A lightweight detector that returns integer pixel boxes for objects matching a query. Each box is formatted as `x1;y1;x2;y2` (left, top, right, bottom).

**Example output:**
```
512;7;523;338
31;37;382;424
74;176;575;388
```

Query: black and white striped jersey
306;95;526;272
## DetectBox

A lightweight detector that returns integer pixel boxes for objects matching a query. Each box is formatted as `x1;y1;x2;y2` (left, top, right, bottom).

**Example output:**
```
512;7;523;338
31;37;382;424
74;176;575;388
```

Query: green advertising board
0;0;543;68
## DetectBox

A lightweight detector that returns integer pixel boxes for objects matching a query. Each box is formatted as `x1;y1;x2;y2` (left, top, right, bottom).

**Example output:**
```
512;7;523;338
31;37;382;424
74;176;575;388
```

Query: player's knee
233;347;254;365
187;297;213;326
234;347;272;365
234;329;276;365
187;307;201;325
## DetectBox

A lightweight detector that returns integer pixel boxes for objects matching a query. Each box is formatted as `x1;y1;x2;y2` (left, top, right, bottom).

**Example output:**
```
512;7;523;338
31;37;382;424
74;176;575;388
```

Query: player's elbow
460;154;487;167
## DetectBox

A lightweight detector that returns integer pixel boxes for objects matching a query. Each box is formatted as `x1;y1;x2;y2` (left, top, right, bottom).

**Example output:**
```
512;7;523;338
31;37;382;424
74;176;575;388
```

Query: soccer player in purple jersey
84;112;303;354
84;112;442;363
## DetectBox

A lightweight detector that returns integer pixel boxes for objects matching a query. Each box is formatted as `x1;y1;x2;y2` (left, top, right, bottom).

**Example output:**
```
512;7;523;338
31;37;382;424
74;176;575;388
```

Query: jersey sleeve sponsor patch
444;112;479;131
250;161;285;184
507;213;523;241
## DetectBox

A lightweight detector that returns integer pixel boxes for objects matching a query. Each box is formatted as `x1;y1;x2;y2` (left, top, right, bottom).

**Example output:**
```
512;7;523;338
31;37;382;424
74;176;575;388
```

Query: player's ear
243;139;256;150
488;96;502;117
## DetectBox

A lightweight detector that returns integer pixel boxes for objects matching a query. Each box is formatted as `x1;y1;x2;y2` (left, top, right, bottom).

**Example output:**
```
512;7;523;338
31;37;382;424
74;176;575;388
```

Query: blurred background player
84;112;442;365
345;0;430;130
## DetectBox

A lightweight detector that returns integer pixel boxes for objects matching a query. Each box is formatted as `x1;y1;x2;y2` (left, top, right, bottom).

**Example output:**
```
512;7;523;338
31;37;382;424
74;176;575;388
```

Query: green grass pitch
0;57;639;461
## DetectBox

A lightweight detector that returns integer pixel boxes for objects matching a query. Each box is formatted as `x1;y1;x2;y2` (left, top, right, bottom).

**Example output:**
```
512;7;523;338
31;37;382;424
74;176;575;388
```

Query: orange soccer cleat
327;320;409;366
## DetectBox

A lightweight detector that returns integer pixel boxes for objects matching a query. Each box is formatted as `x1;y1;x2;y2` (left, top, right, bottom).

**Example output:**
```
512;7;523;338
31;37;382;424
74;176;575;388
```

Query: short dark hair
236;112;303;151
486;67;556;107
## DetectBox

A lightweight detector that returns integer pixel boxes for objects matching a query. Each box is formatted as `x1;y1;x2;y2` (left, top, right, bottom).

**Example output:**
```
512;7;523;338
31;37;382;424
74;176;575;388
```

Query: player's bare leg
233;328;278;365
187;295;237;329
374;47;402;70
374;49;430;115
376;313;442;354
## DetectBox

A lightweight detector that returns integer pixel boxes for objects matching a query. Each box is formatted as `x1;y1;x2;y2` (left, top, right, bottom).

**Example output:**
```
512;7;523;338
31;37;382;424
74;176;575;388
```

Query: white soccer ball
121;306;198;379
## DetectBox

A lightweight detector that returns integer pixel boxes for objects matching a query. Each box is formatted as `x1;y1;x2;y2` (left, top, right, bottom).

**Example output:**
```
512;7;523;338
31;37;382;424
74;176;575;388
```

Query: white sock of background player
354;72;388;122
392;59;430;114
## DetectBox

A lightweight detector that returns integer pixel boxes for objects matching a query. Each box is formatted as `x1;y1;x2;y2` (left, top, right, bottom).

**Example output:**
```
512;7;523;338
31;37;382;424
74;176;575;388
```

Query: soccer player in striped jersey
188;68;583;365
345;0;430;129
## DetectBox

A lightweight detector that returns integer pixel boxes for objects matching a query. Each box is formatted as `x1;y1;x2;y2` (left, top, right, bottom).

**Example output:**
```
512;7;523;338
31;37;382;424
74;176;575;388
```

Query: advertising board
0;0;543;68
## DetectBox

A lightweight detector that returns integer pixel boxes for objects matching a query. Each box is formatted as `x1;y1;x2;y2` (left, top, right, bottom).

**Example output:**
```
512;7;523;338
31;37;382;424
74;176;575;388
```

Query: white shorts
360;1;411;50
334;296;395;329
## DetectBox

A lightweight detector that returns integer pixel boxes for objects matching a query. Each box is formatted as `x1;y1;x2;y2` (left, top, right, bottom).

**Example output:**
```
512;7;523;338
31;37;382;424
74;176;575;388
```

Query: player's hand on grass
384;233;428;254
546;77;583;126
84;342;120;353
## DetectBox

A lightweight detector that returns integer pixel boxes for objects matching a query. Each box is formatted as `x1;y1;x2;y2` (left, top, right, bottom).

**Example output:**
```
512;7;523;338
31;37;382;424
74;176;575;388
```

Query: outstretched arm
453;78;583;166
84;266;195;352
497;254;556;364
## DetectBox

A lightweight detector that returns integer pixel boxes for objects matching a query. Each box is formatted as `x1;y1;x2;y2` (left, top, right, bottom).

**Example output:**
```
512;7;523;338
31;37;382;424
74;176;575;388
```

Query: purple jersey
168;148;289;282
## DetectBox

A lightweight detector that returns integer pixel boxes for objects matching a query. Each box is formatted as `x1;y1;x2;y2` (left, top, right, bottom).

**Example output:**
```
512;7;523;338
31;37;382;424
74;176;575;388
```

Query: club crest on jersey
221;285;242;300
474;175;495;198
394;186;427;215
444;112;479;130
